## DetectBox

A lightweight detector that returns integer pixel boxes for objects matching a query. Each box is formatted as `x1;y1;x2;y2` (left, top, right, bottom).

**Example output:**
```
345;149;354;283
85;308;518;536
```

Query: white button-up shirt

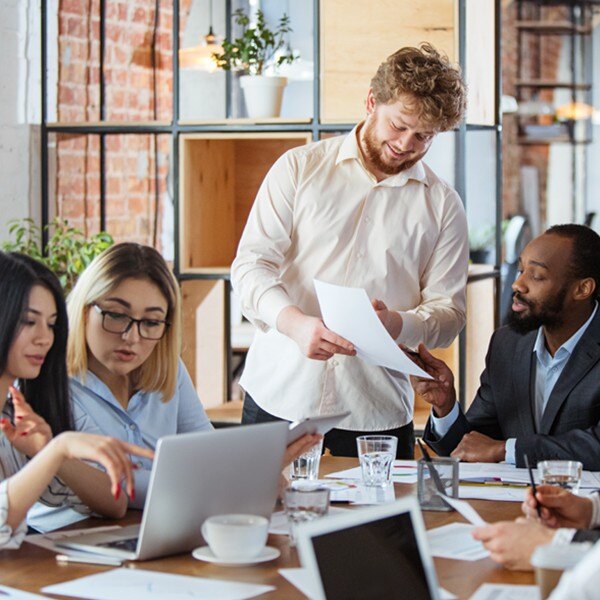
232;127;468;430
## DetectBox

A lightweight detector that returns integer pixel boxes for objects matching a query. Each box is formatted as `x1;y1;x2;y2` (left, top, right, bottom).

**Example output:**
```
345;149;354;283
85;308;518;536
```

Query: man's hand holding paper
313;280;432;379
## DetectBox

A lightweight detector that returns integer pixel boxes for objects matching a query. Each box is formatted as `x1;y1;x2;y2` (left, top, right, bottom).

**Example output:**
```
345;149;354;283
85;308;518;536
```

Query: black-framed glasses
92;304;170;340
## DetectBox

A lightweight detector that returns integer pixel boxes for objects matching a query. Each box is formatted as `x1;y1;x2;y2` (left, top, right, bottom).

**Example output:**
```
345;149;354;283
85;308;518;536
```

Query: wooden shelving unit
41;0;503;412
179;132;311;274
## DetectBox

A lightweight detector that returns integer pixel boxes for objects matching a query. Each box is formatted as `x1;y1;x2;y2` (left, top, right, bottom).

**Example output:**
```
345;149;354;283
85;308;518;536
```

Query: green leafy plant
2;218;113;293
212;9;298;76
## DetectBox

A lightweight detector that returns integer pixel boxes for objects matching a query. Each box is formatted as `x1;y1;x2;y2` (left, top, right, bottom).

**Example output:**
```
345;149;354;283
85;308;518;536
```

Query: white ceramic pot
239;75;287;119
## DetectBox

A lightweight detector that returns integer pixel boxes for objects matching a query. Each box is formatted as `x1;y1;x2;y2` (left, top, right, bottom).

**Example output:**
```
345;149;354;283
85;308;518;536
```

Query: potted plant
2;218;114;293
212;8;298;119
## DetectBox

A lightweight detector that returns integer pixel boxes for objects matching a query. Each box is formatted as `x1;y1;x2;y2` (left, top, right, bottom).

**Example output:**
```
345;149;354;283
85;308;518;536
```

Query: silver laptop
57;421;289;561
296;497;441;600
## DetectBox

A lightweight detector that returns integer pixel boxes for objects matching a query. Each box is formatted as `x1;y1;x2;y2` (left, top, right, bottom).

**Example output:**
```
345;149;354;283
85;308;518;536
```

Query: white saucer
191;545;280;566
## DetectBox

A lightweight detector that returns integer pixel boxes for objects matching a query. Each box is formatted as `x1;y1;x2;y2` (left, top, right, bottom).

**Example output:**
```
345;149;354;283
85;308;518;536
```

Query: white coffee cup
201;514;269;560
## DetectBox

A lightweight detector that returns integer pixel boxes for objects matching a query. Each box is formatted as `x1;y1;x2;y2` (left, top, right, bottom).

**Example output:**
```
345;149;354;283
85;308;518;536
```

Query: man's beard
361;117;423;176
506;287;568;334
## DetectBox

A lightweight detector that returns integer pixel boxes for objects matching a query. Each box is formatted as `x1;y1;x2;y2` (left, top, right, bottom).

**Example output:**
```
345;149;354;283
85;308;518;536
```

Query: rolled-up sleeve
398;189;468;349
231;152;299;332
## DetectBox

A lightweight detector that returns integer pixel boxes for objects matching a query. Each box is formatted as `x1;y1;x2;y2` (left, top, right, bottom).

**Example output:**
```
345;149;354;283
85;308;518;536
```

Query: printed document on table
326;460;418;484
41;568;274;600
427;523;490;561
314;280;431;378
439;495;487;525
468;584;540;600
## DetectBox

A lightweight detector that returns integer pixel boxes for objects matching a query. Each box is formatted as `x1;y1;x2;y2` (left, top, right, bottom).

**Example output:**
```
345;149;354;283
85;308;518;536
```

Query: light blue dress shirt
70;359;213;508
432;303;598;463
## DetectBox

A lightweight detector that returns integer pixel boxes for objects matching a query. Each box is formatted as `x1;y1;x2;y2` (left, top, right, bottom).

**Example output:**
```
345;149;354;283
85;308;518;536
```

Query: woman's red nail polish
131;488;136;502
21;432;28;437
0;419;7;425
15;416;23;420
114;484;121;501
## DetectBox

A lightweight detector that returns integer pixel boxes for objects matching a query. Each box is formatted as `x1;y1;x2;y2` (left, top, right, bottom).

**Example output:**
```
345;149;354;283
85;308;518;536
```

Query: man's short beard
506;287;568;334
362;117;421;176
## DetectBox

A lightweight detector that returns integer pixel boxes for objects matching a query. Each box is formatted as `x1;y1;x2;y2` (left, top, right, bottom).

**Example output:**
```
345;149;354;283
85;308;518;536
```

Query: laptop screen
310;511;433;600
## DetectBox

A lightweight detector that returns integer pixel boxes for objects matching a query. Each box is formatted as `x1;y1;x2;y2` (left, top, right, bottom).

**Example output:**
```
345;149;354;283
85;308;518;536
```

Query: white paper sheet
459;485;528;503
41;568;275;600
326;460;418;484
459;462;600;491
468;584;540;600
0;586;46;599
279;568;320;599
279;568;457;600
439;495;487;526
427;523;490;561
27;503;89;533
25;525;122;553
313;280;431;378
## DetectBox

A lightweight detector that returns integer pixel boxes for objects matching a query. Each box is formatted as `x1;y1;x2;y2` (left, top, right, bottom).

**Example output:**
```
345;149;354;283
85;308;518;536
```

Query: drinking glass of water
283;485;330;546
538;460;583;493
289;437;324;481
356;435;398;488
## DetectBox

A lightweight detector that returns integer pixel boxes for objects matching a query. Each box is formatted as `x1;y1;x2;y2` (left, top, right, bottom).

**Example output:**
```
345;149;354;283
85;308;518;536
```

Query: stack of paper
41;568;274;600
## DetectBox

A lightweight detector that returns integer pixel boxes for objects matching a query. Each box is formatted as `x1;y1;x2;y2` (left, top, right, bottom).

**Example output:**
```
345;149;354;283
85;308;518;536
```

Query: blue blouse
70;359;213;508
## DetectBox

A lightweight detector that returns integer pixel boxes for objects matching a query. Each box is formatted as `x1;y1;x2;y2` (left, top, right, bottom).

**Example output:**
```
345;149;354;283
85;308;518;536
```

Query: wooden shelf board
178;118;312;126
516;80;591;90
46;120;171;128
516;20;591;34
205;400;244;424
518;136;591;145
203;402;432;432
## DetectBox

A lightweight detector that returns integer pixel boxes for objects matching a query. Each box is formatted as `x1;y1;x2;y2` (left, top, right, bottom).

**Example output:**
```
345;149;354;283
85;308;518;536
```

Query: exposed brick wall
502;1;565;225
54;0;192;247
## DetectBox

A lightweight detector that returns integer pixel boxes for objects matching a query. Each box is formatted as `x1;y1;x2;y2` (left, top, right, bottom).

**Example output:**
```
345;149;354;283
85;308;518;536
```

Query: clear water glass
283;485;330;546
289;438;323;481
538;460;583;493
356;435;398;487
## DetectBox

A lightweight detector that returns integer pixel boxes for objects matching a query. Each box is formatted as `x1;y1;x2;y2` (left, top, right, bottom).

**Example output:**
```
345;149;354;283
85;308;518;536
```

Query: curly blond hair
370;43;466;131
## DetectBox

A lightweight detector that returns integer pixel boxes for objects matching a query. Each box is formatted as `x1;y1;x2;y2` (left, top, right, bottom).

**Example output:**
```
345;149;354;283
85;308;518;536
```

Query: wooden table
0;456;534;599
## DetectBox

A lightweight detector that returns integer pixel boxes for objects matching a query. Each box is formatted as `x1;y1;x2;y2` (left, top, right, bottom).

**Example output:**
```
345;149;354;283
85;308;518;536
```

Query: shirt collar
533;301;598;361
72;370;144;408
336;124;428;187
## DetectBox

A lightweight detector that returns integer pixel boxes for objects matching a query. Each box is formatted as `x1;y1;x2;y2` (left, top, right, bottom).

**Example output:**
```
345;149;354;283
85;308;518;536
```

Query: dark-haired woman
0;252;152;548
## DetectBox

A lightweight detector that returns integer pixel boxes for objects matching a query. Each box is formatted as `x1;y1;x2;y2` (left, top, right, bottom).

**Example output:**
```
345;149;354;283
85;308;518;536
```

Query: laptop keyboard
98;537;139;552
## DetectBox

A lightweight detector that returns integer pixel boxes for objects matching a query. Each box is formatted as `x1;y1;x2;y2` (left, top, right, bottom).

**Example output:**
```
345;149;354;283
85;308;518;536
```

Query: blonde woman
67;243;318;509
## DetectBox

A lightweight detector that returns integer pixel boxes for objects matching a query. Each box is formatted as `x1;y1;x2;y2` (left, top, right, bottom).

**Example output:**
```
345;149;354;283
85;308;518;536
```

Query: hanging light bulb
179;0;222;72
555;101;598;121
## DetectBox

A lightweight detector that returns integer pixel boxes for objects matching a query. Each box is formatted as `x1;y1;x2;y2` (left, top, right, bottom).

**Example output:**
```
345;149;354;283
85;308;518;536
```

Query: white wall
0;0;42;242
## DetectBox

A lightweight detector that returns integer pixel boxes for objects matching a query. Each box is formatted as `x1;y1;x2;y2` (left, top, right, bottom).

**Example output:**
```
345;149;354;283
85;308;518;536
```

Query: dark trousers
242;393;414;459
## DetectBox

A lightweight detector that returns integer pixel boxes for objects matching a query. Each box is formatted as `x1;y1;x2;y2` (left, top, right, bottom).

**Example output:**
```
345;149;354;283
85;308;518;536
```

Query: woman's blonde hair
67;243;182;401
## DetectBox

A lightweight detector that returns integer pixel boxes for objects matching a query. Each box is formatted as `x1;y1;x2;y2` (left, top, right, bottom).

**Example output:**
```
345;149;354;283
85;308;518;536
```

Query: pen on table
460;481;528;489
56;553;123;567
524;453;542;518
417;439;446;496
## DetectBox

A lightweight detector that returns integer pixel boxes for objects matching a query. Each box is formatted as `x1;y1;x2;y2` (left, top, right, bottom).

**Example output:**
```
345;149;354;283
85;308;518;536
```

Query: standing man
232;44;469;458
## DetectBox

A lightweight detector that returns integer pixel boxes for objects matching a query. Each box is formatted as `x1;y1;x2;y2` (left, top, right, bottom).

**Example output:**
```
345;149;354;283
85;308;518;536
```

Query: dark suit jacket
423;309;600;470
573;528;600;543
